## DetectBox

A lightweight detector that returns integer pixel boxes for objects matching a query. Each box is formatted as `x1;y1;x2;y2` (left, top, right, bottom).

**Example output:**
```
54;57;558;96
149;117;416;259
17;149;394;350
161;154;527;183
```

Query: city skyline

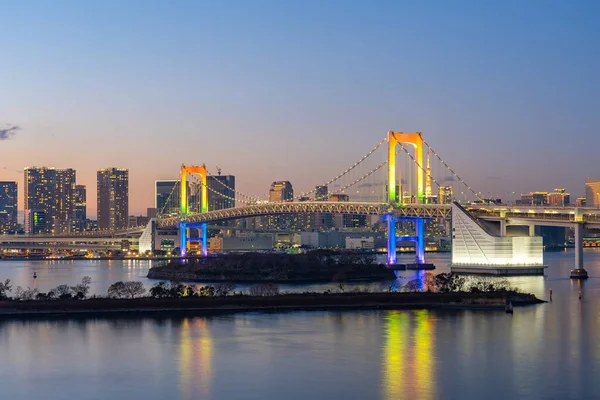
0;162;596;219
1;1;599;215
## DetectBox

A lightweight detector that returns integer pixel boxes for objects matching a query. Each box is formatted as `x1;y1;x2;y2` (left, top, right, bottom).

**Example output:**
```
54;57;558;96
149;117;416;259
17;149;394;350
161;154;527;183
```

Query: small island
0;273;544;319
147;251;397;283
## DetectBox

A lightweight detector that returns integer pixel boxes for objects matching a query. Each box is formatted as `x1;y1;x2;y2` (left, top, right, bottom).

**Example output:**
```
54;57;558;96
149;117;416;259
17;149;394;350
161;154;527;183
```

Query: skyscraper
97;168;129;230
24;167;57;233
0;182;18;234
269;181;294;202
155;180;178;212
208;175;235;210
55;168;76;231
74;185;86;220
267;181;294;229
313;185;332;230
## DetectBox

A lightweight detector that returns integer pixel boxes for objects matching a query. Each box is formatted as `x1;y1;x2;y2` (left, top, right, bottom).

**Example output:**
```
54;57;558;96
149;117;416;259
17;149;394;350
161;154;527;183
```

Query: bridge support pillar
385;213;397;265
201;223;208;257
179;222;187;257
415;217;425;264
571;223;588;279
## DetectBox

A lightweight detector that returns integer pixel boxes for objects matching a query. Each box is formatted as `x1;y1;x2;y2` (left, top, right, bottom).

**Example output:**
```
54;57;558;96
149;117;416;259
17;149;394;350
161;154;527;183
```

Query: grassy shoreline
0;291;544;319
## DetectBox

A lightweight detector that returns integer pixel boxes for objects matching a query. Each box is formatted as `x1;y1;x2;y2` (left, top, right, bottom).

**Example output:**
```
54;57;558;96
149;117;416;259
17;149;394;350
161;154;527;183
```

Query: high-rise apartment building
155;180;178;212
74;185;86;220
55;169;76;231
24;167;57;233
97;168;129;230
0;182;18;233
269;181;293;202
585;178;600;207
208;175;235;210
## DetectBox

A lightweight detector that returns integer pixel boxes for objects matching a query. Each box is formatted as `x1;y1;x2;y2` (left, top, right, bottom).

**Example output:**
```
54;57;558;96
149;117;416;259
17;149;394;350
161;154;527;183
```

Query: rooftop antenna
216;166;222;176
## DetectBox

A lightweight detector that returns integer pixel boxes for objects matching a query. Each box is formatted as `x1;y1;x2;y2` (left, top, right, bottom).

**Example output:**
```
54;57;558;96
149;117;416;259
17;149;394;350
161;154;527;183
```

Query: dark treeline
149;251;396;282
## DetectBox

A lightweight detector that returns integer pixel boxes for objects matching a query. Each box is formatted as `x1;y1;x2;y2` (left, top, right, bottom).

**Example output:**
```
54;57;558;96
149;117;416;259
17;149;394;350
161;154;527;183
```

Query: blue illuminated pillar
179;222;187;257
415;218;425;264
386;213;397;264
201;223;208;257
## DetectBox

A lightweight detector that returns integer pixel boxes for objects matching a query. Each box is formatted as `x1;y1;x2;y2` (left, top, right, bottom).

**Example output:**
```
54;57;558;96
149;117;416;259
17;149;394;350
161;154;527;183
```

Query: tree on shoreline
108;281;146;299
0;279;12;300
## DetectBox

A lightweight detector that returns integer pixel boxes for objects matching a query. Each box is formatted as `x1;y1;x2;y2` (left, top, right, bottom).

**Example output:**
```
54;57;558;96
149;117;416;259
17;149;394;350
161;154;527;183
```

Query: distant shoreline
0;292;544;319
0;249;453;262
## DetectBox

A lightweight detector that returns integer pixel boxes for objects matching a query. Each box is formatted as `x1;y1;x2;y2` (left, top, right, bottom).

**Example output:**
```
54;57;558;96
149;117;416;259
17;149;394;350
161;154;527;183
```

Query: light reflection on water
0;251;599;398
178;318;212;399
382;311;436;400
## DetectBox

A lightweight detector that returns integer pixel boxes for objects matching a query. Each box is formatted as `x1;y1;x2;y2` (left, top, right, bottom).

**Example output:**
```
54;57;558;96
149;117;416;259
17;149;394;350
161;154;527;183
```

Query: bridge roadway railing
158;201;453;228
469;207;600;224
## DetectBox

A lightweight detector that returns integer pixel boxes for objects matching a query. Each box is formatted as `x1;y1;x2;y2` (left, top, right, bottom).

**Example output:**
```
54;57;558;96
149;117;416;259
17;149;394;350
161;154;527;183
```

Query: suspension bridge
153;131;467;264
145;131;592;277
1;131;595;277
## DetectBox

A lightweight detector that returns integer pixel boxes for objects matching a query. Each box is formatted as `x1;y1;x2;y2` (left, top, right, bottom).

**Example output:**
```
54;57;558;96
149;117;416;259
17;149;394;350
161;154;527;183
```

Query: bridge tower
179;165;209;257
386;132;427;266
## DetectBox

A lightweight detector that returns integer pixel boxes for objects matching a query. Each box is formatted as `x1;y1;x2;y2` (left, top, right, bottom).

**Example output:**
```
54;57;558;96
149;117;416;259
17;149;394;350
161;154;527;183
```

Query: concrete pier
570;223;588;279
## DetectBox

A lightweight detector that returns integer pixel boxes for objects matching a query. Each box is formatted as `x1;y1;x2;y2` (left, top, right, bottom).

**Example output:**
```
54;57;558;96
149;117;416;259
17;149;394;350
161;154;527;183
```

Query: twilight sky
1;0;599;215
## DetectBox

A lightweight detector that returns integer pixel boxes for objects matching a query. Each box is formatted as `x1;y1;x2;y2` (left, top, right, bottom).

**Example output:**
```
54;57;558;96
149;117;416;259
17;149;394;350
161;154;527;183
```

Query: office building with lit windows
97;168;129;230
54;168;76;232
438;186;453;204
315;185;328;201
269;181;293;202
547;188;570;207
74;185;86;220
267;181;294;229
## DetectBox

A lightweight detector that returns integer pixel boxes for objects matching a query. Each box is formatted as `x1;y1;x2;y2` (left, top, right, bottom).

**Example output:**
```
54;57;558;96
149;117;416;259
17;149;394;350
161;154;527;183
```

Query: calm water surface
1;250;600;399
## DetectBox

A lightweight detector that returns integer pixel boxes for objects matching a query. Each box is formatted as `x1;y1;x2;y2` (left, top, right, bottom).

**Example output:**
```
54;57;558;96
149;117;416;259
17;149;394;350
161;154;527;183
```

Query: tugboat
570;269;588;279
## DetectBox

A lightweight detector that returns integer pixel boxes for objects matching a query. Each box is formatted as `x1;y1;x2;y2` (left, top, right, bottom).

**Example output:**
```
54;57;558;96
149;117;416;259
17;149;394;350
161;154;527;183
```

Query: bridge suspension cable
157;179;181;216
331;160;388;196
422;140;484;201
187;174;256;205
205;169;264;202
297;136;388;199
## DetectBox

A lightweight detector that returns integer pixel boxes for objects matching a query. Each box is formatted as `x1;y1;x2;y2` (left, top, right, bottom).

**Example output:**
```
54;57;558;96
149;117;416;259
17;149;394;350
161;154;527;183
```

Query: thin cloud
0;124;20;140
